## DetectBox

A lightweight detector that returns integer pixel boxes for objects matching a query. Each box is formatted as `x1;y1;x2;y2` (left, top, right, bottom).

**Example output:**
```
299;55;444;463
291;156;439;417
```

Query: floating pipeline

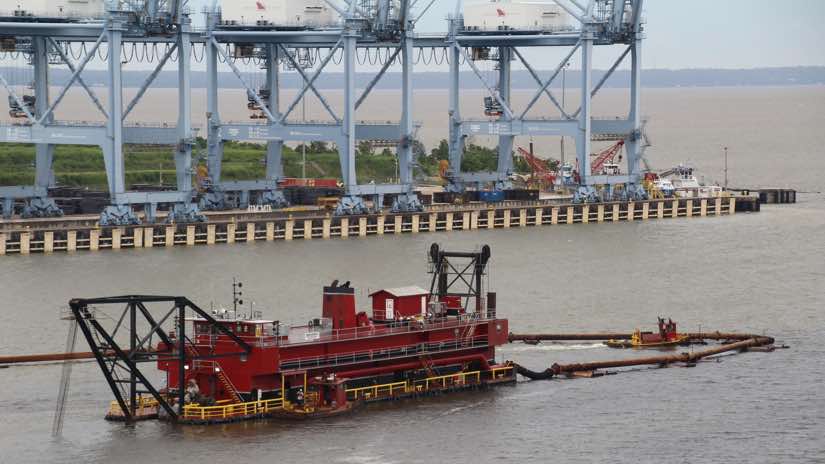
0;349;135;365
512;335;780;380
508;331;773;343
0;352;94;365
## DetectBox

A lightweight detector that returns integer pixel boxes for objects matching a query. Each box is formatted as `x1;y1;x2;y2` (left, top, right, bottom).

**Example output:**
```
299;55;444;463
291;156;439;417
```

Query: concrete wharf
0;196;755;256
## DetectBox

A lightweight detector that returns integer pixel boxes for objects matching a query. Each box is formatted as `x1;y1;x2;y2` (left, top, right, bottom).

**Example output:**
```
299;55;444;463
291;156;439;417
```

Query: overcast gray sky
187;0;825;69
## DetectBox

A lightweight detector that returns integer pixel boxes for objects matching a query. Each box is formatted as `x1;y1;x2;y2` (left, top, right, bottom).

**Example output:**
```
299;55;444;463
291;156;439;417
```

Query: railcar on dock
70;244;515;425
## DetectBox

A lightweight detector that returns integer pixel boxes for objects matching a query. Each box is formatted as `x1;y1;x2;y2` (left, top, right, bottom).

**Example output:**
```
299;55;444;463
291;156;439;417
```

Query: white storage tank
0;0;108;19
462;0;572;32
219;0;340;27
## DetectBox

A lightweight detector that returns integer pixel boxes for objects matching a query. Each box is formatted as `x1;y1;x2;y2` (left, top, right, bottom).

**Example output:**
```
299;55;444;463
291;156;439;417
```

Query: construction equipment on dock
516;144;558;191
590;141;625;176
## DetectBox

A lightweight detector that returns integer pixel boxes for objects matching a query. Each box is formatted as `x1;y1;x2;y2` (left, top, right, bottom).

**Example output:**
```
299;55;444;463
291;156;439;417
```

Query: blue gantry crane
0;0;648;224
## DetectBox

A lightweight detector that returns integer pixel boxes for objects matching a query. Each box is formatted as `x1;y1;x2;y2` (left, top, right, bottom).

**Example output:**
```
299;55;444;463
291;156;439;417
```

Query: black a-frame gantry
428;243;492;315
69;296;251;422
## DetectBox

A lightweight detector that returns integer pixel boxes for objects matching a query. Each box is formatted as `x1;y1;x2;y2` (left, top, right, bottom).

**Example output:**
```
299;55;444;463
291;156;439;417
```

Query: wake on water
500;342;606;353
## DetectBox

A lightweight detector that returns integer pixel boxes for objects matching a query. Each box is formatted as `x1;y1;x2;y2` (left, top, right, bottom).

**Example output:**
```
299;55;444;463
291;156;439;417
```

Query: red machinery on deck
69;244;513;424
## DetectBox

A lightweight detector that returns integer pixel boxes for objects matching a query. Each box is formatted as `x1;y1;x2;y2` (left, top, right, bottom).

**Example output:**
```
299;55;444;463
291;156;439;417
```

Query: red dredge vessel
70;244;514;424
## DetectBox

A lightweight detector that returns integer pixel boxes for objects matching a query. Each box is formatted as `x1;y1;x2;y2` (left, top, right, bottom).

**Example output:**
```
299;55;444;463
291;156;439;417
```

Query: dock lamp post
560;61;571;165
723;146;728;190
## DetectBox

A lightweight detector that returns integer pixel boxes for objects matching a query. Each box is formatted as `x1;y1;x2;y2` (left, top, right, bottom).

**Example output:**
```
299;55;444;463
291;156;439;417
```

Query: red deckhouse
70;244;514;423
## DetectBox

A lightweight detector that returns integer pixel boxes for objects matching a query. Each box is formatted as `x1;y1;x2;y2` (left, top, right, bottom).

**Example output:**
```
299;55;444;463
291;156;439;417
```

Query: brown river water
0;86;823;463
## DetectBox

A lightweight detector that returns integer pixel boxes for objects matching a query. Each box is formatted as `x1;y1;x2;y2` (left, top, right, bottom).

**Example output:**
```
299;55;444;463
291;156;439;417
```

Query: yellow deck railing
490;365;513;379
346;381;409;400
347;365;514;400
182;397;284;420
172;365;514;421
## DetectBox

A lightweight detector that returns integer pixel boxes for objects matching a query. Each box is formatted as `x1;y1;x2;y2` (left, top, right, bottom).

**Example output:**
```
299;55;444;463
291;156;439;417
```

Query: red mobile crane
590;140;624;175
516;145;557;189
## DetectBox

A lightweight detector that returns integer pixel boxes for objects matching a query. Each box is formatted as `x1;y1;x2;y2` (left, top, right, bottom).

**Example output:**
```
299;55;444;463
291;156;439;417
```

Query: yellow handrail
490;365;513;378
413;370;483;391
182;397;284;420
346;381;408;400
345;367;514;401
152;366;515;421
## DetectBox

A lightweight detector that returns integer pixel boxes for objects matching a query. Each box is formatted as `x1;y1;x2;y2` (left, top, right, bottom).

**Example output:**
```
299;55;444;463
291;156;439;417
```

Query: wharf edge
0;196;755;256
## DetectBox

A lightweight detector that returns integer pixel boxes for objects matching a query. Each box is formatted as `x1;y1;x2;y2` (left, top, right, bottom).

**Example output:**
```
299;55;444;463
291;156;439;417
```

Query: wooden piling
43;231;54;252
88;230;98;251
207;224;216;244
67;231;76;252
186;225;195;246
284;219;294;240
226;223;236;244
164;226;175;247
322;217;331;238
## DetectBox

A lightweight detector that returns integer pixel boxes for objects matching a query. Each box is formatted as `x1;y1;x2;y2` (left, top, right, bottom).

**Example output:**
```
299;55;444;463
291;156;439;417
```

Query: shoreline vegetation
0;138;532;190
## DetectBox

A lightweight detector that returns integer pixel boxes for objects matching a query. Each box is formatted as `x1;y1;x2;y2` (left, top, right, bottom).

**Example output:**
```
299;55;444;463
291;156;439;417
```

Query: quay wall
0;196;752;256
